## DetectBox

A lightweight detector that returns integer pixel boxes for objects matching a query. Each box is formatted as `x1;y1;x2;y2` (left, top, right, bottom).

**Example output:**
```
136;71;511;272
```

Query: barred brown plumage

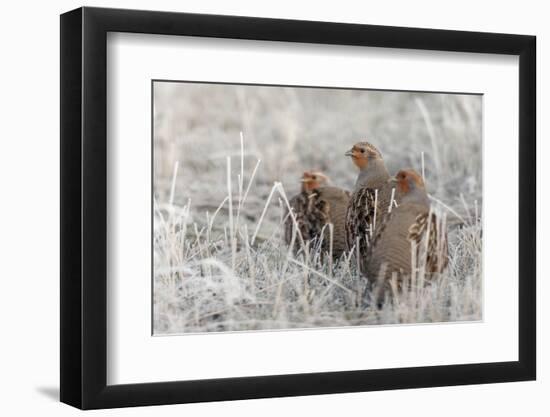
284;171;350;258
344;141;395;273
365;169;449;304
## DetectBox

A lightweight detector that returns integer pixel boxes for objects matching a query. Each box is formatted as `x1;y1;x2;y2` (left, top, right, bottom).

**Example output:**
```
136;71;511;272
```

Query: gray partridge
285;171;350;258
344;141;395;272
365;169;449;302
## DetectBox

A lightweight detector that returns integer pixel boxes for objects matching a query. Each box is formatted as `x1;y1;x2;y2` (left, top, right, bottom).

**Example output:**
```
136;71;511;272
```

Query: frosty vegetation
153;83;482;334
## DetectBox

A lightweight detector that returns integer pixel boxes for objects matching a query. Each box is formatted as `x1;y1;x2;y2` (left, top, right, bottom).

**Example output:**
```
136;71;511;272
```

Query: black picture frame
60;6;536;410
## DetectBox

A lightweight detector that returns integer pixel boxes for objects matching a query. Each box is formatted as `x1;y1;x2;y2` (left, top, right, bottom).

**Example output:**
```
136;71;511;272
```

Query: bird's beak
388;176;398;184
345;149;354;157
301;178;312;183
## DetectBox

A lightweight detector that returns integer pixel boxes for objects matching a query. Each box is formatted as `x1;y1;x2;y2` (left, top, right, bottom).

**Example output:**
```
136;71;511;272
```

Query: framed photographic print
60;6;536;410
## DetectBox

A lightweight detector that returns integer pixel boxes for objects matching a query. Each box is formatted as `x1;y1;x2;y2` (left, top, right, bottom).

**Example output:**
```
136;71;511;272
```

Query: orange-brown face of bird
345;142;382;170
393;169;425;194
301;171;329;192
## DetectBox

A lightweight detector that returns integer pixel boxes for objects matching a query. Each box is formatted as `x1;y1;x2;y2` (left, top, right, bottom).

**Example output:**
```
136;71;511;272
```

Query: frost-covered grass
153;83;482;334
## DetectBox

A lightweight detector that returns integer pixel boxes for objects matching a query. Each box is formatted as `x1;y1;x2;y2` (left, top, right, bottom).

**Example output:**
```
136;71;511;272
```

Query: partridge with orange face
344;141;395;272
285;171;350;258
365;169;448;302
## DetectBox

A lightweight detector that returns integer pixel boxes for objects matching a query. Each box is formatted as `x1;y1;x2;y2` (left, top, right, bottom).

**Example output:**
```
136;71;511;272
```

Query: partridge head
301;171;329;192
345;141;389;191
345;142;384;171
389;169;429;206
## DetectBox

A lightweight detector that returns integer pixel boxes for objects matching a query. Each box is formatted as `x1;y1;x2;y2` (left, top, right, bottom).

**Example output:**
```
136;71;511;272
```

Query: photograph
152;81;483;335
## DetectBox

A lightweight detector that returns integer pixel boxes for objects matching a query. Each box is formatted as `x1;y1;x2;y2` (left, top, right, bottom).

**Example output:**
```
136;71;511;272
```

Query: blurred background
153;82;482;237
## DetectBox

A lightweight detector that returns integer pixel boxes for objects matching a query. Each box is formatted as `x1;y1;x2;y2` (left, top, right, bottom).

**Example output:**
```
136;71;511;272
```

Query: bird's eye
360;149;365;153
312;175;317;180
